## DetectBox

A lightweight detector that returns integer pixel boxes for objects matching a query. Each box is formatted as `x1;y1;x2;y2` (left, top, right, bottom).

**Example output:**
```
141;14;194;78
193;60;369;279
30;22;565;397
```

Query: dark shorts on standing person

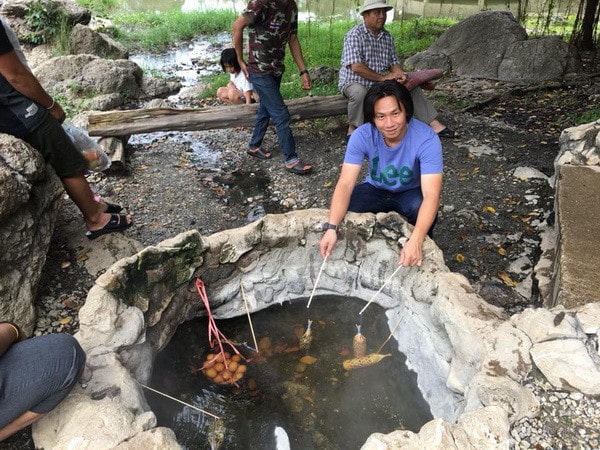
22;114;88;178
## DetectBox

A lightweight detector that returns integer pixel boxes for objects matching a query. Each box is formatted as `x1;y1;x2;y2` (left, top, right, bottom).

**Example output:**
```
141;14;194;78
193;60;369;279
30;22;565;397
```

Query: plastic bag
62;121;111;172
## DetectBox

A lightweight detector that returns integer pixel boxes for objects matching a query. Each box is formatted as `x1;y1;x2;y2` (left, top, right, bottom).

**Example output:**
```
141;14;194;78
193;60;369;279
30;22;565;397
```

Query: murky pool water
147;295;432;449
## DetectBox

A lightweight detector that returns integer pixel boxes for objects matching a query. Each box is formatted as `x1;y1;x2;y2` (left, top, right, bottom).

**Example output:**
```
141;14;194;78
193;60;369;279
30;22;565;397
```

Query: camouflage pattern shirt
242;0;298;76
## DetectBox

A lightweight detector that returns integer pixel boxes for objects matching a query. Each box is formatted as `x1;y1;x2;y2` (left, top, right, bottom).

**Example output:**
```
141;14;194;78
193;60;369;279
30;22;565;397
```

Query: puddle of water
129;131;223;168
147;295;433;449
130;33;231;86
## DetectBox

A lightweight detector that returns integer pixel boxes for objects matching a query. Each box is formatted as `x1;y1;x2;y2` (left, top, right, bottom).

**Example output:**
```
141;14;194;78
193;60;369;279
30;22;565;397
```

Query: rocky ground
3;52;599;449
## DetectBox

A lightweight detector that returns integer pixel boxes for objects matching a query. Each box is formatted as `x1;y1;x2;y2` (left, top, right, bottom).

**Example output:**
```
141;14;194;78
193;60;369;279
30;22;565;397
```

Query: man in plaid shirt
339;0;458;140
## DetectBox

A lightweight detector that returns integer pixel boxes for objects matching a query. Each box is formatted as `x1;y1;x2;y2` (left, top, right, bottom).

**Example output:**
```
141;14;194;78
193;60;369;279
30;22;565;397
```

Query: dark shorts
0;334;86;427
23;115;88;178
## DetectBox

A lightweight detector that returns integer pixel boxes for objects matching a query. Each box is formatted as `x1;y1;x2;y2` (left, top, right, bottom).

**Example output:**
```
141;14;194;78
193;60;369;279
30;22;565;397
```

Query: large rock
70;23;129;60
405;11;582;82
0;0;91;41
498;36;582;81
0;134;63;332
34;55;144;100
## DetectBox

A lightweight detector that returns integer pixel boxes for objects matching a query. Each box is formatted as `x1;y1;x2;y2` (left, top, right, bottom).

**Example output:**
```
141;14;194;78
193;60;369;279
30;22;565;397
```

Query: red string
195;278;244;371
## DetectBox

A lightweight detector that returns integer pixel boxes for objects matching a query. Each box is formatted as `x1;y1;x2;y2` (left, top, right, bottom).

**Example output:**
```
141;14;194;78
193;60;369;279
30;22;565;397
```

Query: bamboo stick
359;265;403;315
240;282;259;353
307;254;328;309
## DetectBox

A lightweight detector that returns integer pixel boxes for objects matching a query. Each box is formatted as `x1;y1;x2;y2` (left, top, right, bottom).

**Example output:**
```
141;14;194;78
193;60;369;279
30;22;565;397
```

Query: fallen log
88;94;348;137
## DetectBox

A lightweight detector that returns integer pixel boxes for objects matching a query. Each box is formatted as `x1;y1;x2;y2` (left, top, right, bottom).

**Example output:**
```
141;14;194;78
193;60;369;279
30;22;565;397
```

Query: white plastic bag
62;121;111;172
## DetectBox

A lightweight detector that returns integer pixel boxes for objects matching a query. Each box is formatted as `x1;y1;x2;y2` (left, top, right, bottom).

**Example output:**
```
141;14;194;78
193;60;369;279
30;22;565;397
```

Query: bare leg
61;174;131;232
0;411;42;441
428;118;446;134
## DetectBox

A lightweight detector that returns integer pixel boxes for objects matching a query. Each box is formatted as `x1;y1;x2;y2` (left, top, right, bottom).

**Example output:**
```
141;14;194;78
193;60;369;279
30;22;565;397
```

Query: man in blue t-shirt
0;17;131;239
320;80;443;267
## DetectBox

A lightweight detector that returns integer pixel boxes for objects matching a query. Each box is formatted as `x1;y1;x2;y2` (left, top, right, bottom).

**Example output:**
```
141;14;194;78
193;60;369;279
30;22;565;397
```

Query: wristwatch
322;222;338;232
299;69;309;76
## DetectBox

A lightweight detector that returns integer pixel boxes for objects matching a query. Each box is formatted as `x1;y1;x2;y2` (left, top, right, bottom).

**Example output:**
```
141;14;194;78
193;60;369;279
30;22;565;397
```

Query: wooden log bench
87;94;348;137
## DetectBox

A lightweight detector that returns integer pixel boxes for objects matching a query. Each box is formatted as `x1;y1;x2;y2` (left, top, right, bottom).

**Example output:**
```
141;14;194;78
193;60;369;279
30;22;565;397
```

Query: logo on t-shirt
370;156;414;186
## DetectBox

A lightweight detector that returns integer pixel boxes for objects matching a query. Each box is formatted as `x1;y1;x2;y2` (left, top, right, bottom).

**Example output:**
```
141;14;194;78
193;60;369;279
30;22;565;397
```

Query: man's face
362;8;388;33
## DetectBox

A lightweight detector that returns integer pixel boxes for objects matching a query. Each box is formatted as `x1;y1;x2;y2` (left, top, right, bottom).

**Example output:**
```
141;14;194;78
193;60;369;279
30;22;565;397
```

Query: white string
141;384;220;419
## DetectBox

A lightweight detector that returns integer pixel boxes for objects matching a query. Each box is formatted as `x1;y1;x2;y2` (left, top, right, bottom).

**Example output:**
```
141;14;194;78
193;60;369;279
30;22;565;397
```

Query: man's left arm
399;173;442;266
288;33;311;90
0;50;65;121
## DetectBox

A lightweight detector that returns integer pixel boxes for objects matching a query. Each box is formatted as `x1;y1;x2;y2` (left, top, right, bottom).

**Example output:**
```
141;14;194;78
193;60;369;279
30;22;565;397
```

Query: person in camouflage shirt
233;0;313;175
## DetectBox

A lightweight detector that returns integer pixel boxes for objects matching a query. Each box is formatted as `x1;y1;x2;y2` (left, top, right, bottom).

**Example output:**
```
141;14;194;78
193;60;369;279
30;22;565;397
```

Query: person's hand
300;71;312;90
48;101;66;124
319;229;337;258
239;60;249;79
398;236;424;267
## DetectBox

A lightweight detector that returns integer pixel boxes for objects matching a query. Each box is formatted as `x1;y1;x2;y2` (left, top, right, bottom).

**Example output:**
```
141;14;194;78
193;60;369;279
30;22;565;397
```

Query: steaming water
147;295;432;449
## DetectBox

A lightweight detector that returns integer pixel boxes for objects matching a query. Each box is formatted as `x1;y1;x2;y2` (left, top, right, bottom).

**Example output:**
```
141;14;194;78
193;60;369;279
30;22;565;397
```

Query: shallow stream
147;295;432;449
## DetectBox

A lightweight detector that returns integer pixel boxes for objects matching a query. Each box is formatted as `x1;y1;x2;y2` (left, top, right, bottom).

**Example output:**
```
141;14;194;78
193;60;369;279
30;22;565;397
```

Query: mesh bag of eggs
201;351;247;385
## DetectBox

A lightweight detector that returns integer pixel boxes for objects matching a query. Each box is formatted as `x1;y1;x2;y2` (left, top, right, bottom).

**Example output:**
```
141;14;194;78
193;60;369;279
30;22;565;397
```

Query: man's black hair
363;80;414;124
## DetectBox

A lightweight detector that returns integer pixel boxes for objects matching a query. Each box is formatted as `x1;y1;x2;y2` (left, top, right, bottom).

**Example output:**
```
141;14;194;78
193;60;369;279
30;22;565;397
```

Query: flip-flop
247;148;272;160
437;127;459;139
105;202;123;214
86;213;132;240
285;160;312;175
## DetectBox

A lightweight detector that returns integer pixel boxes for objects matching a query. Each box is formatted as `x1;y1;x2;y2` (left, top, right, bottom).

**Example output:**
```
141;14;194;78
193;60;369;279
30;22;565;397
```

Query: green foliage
75;0;118;16
110;9;238;52
568;107;600;126
52;15;74;55
23;0;68;45
524;13;578;39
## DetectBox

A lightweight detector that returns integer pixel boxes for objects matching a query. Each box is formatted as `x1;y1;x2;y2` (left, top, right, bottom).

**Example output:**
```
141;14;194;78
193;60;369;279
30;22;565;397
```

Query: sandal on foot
247;148;272;160
105;202;123;214
437;127;459;139
86;213;132;240
285;160;312;175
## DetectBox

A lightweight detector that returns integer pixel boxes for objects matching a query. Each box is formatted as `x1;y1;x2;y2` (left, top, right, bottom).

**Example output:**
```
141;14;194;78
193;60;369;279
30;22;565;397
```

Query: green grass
568;107;600;126
106;10;456;99
109;9;238;51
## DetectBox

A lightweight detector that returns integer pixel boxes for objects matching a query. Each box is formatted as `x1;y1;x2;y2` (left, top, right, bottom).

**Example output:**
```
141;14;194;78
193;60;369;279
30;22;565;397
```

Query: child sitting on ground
216;48;256;105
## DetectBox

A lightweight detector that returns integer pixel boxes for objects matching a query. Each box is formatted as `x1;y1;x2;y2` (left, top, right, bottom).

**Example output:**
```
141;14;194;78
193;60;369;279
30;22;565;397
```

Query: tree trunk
572;0;600;50
87;95;348;137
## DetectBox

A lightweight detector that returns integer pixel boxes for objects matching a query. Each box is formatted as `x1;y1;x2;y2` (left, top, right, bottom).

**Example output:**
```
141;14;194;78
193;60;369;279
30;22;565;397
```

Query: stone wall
0;134;63;332
33;209;547;448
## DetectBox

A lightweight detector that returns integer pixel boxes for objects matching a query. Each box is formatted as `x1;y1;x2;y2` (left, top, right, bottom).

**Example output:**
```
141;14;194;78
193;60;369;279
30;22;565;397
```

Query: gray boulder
405;11;582;82
0;134;63;333
70;23;129;60
1;0;91;41
498;36;582;81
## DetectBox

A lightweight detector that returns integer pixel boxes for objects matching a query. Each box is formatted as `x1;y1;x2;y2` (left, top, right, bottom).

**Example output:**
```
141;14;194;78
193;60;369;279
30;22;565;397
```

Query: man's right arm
232;15;252;78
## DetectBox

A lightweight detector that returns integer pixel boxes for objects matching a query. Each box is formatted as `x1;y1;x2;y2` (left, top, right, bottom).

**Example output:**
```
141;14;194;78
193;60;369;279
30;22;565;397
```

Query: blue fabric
345;119;443;192
0;334;86;427
348;183;437;235
248;72;298;165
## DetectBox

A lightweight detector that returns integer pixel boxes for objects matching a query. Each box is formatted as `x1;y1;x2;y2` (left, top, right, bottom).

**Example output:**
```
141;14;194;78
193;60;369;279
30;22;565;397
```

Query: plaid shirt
338;22;400;91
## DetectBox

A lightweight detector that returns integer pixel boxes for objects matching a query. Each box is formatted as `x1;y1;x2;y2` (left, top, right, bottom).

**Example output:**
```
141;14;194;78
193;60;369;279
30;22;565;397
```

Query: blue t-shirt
345;118;443;192
0;18;48;138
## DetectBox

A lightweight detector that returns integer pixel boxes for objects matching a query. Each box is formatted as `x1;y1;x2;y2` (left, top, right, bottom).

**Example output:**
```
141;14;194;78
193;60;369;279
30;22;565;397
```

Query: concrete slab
555;165;600;308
